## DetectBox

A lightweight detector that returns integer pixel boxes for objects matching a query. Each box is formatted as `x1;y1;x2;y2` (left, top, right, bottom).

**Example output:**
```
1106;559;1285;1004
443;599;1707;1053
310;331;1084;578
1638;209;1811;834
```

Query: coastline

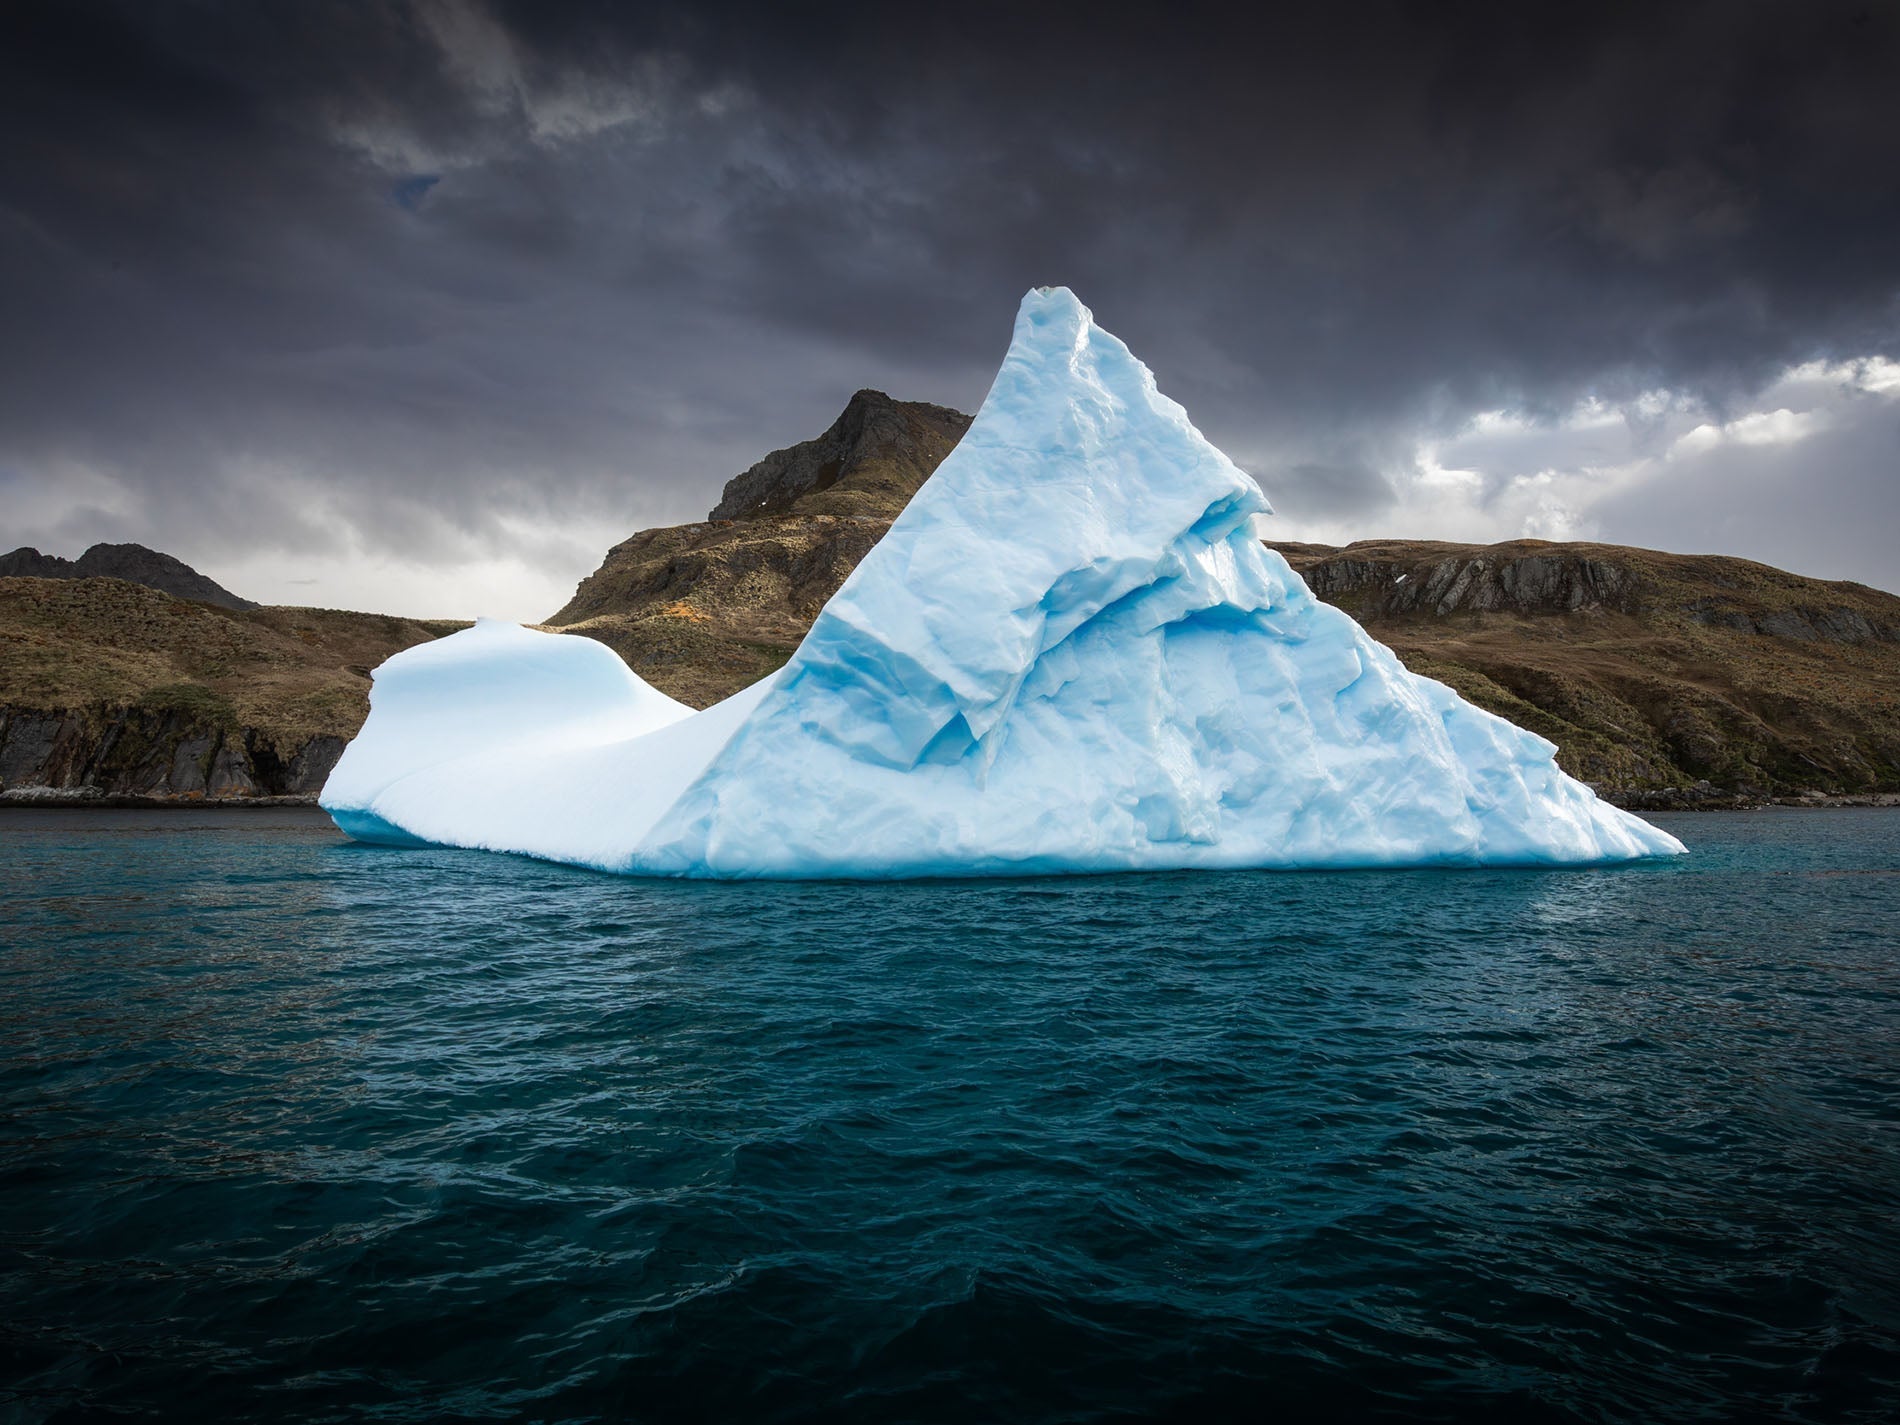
0;788;323;809
1591;784;1900;812
3;787;1896;813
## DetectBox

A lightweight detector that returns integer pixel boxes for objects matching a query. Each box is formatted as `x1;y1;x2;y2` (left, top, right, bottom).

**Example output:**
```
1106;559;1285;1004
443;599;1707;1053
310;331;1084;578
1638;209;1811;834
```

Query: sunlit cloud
1264;350;1900;585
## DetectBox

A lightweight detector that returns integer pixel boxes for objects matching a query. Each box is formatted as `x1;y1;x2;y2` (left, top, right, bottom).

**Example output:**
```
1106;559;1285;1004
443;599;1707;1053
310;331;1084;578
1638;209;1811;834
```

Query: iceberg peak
771;286;1273;774
321;287;1684;877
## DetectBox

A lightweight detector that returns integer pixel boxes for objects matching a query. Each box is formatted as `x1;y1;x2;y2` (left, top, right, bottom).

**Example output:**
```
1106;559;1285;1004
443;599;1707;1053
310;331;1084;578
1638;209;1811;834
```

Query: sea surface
2;808;1898;1424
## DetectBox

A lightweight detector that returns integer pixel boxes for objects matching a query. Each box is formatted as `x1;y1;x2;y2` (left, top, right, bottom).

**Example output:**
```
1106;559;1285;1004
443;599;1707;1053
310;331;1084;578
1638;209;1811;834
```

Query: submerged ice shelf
322;287;1685;877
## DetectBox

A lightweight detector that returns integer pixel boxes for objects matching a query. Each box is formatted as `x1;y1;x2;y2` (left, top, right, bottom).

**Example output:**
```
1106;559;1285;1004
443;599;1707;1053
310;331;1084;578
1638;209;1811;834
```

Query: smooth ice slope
322;287;1684;876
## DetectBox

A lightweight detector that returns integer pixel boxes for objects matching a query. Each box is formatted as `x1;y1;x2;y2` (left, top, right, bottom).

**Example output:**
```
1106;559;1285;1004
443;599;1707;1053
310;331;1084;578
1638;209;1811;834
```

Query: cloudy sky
4;0;1898;617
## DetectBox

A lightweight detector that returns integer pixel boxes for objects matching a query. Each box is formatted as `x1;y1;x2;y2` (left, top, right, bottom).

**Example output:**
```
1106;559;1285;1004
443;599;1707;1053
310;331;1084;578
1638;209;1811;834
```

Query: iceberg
322;287;1685;876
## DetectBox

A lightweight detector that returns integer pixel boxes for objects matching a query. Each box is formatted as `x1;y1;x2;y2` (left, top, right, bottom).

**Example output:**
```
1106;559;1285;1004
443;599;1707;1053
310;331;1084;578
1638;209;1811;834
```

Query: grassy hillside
541;525;1900;803
545;515;882;707
1272;540;1900;800
8;391;1897;807
0;576;462;799
539;391;1900;805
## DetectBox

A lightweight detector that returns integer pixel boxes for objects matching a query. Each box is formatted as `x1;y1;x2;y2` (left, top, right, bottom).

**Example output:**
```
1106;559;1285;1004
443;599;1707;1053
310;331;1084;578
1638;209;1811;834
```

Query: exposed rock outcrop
1286;544;1640;617
0;542;256;609
0;705;344;799
1279;537;1900;642
546;392;969;705
707;390;971;521
0;575;459;801
1271;539;1900;798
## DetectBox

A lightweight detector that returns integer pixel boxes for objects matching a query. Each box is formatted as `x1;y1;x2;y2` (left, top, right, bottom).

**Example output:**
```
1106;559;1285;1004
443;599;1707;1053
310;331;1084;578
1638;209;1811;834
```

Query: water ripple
2;809;1899;1421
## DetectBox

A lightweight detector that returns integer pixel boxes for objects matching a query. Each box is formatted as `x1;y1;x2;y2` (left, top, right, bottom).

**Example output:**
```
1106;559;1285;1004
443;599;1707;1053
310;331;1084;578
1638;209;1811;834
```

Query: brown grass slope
551;399;1900;804
1272;540;1900;799
0;576;462;798
544;391;969;707
10;391;1896;807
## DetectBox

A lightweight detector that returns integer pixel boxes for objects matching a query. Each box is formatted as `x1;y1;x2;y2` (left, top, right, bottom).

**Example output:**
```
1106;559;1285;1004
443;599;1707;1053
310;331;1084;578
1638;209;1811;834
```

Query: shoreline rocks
0;785;319;808
1594;782;1900;811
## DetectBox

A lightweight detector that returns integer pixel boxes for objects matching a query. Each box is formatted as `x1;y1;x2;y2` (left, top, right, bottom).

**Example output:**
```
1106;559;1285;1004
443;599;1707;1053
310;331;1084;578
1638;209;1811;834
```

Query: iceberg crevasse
322;287;1684;875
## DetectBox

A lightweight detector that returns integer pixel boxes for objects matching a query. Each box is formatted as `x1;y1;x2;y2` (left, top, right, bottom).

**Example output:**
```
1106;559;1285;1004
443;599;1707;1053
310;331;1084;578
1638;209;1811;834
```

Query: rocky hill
1;542;257;610
548;398;1900;805
545;390;968;705
0;576;460;801
7;392;1896;807
708;389;971;521
1270;540;1900;801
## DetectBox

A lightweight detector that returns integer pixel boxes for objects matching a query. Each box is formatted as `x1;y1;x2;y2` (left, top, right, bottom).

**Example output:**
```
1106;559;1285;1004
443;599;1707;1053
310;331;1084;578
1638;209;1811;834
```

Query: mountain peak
707;390;972;522
0;542;256;609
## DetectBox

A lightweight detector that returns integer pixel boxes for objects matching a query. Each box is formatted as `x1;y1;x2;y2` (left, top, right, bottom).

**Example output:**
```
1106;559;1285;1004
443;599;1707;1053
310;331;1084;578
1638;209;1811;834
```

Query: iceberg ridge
322;287;1685;876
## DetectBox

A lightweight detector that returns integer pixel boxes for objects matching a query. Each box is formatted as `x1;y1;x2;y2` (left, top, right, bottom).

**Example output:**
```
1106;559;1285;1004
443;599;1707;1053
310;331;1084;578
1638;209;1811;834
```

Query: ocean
3;808;1897;1422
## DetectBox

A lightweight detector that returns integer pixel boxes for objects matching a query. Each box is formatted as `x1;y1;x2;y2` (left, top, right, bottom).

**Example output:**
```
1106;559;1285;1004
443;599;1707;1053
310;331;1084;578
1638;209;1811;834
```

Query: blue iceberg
322;287;1684;875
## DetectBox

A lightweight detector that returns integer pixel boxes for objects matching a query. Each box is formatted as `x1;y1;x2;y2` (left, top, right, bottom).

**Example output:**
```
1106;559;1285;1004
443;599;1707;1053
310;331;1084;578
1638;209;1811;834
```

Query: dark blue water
3;810;1899;1424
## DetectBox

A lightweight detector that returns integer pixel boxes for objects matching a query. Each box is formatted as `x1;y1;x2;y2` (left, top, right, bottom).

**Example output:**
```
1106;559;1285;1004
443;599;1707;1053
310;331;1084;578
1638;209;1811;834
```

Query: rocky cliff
0;576;461;801
707;390;971;521
544;391;968;705
0;542;257;610
1269;540;1900;800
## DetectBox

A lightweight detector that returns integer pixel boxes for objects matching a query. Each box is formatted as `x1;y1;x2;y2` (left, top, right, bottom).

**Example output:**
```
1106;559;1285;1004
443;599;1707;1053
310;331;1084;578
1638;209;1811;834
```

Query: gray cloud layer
3;0;1898;613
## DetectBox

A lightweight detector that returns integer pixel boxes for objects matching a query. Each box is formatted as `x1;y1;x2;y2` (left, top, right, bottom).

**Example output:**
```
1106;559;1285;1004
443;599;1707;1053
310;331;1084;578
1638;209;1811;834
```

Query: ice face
321;288;1685;876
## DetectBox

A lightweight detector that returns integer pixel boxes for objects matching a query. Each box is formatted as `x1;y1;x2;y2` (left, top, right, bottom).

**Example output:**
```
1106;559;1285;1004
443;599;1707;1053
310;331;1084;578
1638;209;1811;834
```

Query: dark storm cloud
1272;464;1401;523
3;0;1898;600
